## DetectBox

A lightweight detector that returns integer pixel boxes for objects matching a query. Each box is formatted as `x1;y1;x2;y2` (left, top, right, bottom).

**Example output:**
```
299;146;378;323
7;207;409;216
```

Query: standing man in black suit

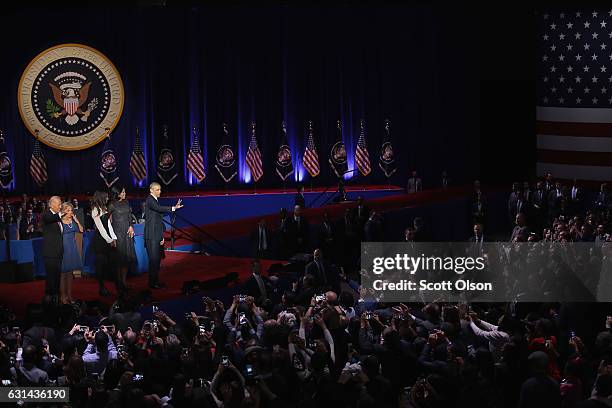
294;185;306;208
144;182;183;289
250;218;272;259
291;205;310;253
305;248;336;292
42;196;63;302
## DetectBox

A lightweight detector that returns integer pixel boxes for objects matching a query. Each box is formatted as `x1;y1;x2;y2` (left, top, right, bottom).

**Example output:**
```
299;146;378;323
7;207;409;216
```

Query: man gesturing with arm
144;182;183;289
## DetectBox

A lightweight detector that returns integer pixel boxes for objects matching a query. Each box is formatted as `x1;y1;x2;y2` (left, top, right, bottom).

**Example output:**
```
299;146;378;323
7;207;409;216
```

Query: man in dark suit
290;205;309;253
42;196;64;302
467;222;485;257
244;259;272;306
569;179;583;216
510;213;529;242
354;196;370;237
364;211;384;242
250;219;272;259
548;181;564;221
317;213;335;261
595;183;610;213
294;185;306;208
406;170;422;193
18;208;38;240
144;182;183;289
510;190;530;222
305;248;337;292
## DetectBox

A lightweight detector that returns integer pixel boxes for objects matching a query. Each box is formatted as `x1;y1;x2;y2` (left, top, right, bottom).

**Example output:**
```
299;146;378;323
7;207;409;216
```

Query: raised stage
0;185;480;316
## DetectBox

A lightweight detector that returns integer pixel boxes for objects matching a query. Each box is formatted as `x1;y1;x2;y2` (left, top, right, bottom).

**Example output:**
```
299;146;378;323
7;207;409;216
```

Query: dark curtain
0;3;480;195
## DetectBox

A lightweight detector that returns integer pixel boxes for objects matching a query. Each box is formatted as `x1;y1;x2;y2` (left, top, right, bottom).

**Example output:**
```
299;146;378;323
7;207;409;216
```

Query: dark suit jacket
244;273;271;302
305;259;335;289
511;225;529;242
250;226;272;257
42;210;63;258
294;193;306;208
144;195;173;244
290;216;310;249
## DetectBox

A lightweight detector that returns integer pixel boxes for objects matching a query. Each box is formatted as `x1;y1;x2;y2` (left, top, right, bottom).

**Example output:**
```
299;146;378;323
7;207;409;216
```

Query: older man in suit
144;182;183;289
406;170;422;193
42;196;64;302
510;213;529;242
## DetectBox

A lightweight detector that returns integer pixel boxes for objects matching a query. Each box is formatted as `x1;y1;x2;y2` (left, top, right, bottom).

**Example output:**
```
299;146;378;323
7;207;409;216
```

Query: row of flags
0;119;397;189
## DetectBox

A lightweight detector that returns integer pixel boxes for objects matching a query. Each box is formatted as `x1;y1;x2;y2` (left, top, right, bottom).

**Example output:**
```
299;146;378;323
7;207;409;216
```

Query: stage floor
0;252;280;317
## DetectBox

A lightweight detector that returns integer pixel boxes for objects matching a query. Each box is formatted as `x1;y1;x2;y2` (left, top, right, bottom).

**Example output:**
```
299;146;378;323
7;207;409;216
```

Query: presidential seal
18;43;124;151
216;145;235;169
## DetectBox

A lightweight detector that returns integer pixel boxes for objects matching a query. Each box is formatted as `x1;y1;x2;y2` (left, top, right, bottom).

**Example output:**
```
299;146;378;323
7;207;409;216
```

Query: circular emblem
276;145;292;167
330;141;347;165
18;43;124;151
216;145;235;168
100;150;117;174
0;153;11;177
158;149;175;171
380;142;394;165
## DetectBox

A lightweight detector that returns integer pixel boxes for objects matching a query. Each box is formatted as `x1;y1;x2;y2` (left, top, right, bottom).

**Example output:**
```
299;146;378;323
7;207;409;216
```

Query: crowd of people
0;175;611;408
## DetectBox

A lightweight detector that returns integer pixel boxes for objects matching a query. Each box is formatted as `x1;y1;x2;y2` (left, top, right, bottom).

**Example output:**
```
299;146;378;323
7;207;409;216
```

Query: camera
133;374;144;382
365;311;372;320
238;312;247;326
238;295;247;302
12;327;20;335
198;325;206;336
308;339;317;349
245;364;255;377
1;380;11;386
77;325;88;333
152;304;159;313
117;344;125;353
315;294;325;303
221;355;229;367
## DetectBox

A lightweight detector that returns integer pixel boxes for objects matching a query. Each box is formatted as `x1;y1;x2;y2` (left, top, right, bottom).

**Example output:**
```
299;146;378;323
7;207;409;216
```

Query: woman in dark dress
91;190;119;296
110;185;136;289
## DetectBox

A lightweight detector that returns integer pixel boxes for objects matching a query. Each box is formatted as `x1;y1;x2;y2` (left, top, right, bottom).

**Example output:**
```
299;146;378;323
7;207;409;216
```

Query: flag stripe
536;121;612;137
537;107;612;124
537;149;612;166
537;134;612;152
536;163;612;181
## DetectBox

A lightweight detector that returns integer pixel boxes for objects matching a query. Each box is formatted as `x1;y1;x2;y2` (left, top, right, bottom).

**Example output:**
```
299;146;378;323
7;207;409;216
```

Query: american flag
30;137;48;187
355;119;371;176
537;9;612;182
246;122;263;182
187;126;206;183
129;127;147;182
303;121;320;177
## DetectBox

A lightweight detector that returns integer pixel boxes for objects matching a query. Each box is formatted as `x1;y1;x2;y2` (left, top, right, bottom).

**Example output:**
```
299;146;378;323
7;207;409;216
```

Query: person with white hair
41;196;64;303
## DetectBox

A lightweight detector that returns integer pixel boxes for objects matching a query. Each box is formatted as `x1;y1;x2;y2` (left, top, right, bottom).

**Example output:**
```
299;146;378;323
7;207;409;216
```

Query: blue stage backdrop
0;4;479;195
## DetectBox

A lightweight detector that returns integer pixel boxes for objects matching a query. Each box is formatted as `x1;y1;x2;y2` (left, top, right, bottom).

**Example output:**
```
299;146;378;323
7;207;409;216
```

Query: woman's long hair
110;184;126;203
91;191;109;215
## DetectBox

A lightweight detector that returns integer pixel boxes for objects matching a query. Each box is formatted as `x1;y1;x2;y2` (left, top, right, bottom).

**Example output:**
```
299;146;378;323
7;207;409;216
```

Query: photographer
82;326;117;376
224;295;264;344
13;345;49;386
